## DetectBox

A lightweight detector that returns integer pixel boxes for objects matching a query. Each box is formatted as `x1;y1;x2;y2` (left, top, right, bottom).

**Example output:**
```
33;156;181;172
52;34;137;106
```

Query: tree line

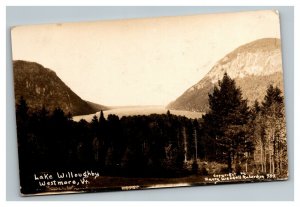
201;73;287;176
16;98;203;177
16;73;288;188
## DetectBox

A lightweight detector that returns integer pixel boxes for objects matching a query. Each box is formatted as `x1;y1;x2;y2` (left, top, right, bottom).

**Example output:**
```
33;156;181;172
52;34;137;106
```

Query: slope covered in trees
13;60;108;116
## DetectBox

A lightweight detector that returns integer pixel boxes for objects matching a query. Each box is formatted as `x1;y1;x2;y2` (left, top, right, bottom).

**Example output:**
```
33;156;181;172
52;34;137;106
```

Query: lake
73;106;203;122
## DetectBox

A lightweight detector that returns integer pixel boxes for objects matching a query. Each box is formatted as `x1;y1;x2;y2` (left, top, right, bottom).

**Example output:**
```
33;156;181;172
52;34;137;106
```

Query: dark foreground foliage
15;73;288;194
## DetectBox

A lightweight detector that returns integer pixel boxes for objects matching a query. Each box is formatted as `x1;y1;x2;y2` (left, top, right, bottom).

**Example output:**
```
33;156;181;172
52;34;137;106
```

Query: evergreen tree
15;96;30;165
99;110;106;124
91;115;99;133
203;73;251;173
16;96;29;122
261;85;286;175
15;96;29;155
167;110;171;116
92;115;98;124
262;85;283;109
97;110;108;168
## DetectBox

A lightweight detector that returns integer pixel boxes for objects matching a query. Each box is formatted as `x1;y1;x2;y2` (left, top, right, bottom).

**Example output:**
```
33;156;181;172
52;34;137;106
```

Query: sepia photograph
10;9;288;196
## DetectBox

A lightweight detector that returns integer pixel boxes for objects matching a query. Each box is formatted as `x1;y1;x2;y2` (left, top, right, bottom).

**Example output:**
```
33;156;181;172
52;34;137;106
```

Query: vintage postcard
11;10;288;196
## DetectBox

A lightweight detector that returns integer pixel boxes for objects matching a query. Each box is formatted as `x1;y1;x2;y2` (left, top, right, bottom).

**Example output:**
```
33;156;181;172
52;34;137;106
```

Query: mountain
167;38;284;112
13;60;108;116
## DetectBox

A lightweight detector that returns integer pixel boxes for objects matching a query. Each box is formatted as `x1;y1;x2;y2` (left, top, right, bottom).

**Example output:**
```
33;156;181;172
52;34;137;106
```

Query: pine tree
203;73;252;173
262;85;283;109
16;96;29;160
16;96;30;155
97;110;108;168
167;110;171;116
16;96;29;122
91;115;99;132
261;85;286;175
99;110;106;124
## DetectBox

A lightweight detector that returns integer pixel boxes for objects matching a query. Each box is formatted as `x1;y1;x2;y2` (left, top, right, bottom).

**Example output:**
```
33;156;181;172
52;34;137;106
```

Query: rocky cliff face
167;38;284;112
13;60;107;116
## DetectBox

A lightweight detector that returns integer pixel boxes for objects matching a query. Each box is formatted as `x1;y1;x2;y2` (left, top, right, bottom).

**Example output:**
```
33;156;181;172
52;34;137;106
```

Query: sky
11;10;281;106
